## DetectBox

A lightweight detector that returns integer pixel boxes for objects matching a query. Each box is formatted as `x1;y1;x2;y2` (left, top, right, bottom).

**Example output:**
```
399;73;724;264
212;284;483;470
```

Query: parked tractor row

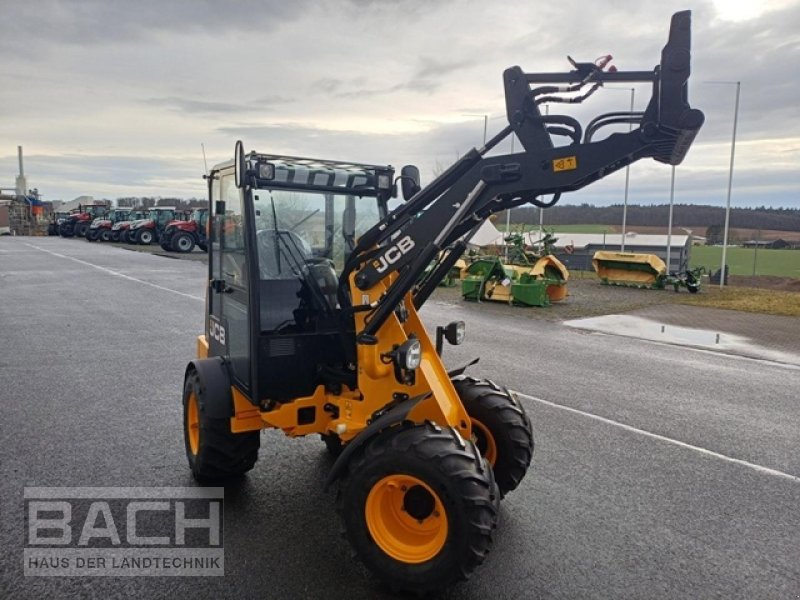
49;204;208;253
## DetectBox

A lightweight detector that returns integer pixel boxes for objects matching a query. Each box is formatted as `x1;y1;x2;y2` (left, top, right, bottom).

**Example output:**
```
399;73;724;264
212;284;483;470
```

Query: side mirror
400;165;421;201
234;140;245;189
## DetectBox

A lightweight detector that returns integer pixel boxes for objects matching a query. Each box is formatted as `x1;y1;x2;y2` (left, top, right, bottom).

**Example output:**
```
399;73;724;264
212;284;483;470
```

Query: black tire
321;433;344;457
100;229;112;242
111;230;120;242
198;242;208;253
75;222;88;237
338;422;498;595
173;232;195;253
120;230;130;243
85;230;98;242
138;229;154;245
182;370;259;483
59;225;74;238
452;377;534;497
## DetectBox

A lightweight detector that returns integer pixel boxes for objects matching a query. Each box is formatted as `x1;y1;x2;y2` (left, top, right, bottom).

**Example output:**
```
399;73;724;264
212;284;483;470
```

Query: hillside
509;204;800;233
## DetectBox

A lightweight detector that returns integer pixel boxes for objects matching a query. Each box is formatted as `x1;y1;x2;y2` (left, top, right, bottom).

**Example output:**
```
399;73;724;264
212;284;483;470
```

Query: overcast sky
1;0;798;209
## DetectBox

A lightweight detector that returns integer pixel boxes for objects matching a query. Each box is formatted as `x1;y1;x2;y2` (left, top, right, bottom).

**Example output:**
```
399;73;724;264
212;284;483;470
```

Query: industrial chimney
15;146;27;197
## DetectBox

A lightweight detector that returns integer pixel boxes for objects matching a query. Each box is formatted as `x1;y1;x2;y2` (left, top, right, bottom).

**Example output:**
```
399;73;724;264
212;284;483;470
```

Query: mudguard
185;357;233;419
324;392;428;489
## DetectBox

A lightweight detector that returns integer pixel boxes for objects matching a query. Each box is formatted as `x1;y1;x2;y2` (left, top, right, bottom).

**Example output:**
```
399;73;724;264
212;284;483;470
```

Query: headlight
397;338;421;370
257;162;275;179
444;321;465;345
382;336;422;386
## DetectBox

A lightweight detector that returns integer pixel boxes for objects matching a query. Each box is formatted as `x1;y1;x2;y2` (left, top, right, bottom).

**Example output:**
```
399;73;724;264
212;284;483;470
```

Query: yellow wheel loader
182;11;703;593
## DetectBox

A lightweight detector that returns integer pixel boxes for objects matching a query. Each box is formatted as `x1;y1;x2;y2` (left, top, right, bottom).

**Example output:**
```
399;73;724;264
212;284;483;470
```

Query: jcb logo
209;319;226;346
374;236;415;274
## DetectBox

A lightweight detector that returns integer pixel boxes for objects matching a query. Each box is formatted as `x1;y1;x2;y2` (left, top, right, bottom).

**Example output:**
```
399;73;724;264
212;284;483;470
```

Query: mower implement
461;254;568;306
593;251;667;289
182;11;702;594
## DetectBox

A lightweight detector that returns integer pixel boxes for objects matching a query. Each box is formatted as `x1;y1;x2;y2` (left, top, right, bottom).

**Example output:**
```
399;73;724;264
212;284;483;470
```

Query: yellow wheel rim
365;474;448;564
471;418;497;466
187;391;200;456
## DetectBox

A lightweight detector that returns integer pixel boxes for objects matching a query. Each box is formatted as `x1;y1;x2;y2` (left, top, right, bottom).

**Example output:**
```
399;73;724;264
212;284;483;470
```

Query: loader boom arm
344;10;703;339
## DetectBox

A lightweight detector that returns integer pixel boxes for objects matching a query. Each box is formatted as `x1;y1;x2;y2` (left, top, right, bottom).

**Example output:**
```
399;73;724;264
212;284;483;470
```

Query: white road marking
515;391;800;484
23;242;205;302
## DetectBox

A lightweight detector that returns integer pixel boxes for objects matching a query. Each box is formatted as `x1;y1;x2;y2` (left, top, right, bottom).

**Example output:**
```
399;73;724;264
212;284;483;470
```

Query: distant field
501;223;614;233
690;246;800;278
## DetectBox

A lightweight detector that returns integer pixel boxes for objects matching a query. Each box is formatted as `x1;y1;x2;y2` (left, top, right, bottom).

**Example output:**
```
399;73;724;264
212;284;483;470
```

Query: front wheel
338;423;498;595
453;377;534;497
138;229;154;245
173;232;195;253
183;370;260;482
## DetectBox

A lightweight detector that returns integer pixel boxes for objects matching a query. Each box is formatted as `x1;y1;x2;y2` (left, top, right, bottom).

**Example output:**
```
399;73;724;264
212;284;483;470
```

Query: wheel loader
182;11;703;593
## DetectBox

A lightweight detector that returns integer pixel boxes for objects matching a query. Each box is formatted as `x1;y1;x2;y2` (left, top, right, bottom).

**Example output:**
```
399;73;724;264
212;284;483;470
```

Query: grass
690;246;800;278
674;285;800;317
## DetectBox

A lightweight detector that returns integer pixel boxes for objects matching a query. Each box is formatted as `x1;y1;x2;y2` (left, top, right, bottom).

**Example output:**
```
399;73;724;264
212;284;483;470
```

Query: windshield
252;189;381;276
193;210;208;227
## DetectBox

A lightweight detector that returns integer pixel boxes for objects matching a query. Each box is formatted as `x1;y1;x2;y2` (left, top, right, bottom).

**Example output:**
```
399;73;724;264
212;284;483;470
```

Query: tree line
509;204;800;232
116;197;206;209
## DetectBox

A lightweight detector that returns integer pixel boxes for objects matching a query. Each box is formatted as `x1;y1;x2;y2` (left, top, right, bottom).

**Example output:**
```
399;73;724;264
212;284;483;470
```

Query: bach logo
23;487;224;577
374;235;415;273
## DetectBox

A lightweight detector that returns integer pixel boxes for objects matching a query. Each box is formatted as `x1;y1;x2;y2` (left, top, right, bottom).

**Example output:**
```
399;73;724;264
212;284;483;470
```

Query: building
742;239;790;249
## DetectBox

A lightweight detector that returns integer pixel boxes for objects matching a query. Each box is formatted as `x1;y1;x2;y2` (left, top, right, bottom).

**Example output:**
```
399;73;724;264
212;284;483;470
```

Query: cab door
208;169;253;394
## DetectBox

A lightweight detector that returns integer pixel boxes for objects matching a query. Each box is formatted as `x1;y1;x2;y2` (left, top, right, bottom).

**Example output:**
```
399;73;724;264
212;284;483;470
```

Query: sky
1;0;799;209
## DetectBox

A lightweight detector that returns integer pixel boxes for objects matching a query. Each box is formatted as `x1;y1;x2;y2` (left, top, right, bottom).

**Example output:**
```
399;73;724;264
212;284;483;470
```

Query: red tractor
159;207;208;253
59;203;109;238
111;209;148;242
128;207;179;245
85;208;132;242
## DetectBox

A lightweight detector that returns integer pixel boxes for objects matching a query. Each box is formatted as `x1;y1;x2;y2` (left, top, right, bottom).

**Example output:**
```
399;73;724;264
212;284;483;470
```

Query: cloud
143;95;294;115
0;0;798;208
0;0;310;49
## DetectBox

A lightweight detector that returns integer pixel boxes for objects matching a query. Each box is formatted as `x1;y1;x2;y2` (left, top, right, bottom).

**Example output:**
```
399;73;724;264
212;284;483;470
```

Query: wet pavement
628;304;800;362
2;236;799;600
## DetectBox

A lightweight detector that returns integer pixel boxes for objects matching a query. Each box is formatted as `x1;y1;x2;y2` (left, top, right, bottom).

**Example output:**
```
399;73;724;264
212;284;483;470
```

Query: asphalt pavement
1;236;798;599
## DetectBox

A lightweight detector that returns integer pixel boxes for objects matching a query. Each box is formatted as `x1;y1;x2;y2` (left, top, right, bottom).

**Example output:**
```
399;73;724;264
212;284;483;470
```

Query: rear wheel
120;230;130;243
452;377;534;497
338;422;498;595
110;230;120;242
75;222;88;237
173;232;195;253
100;229;111;242
138;229;154;245
183;370;260;483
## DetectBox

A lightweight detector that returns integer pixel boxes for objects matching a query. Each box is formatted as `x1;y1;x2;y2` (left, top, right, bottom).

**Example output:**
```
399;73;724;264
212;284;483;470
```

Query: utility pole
666;166;675;273
620;88;634;251
706;80;741;289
